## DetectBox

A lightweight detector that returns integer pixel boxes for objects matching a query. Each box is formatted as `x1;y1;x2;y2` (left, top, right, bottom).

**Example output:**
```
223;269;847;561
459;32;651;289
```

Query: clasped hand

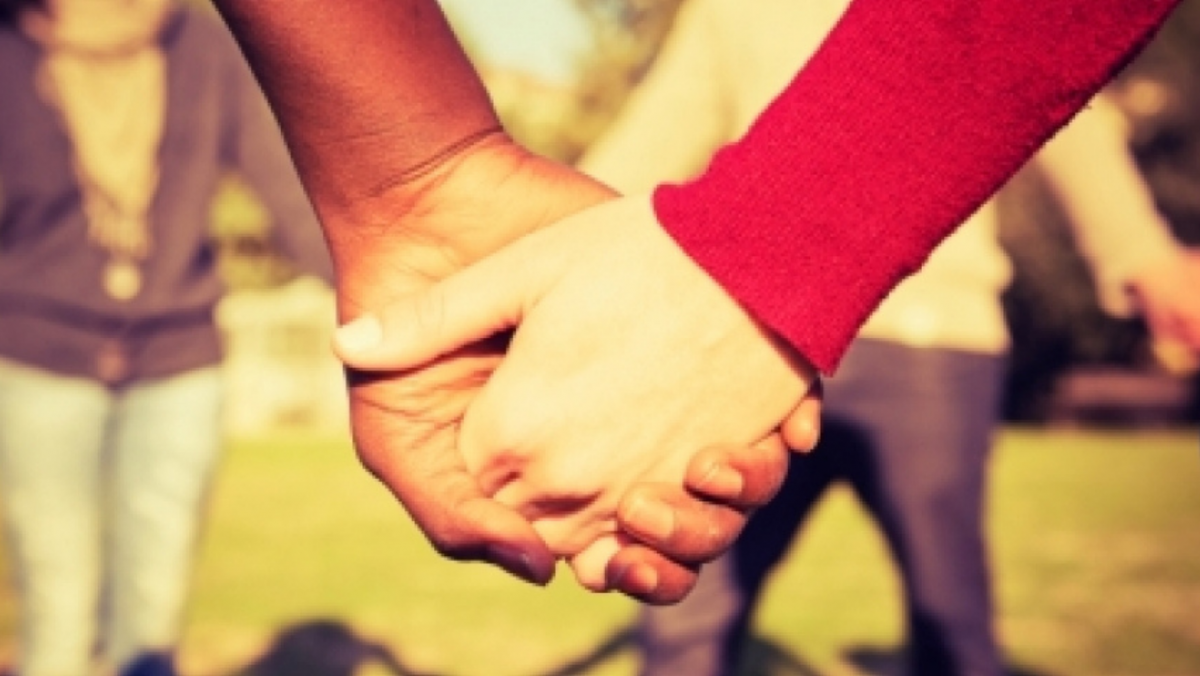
330;134;820;602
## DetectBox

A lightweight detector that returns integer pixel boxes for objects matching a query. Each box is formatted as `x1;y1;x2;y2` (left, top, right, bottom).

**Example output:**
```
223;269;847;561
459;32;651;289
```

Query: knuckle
534;517;603;559
527;457;604;503
686;510;737;561
750;469;787;506
478;409;531;456
701;517;729;554
422;494;496;562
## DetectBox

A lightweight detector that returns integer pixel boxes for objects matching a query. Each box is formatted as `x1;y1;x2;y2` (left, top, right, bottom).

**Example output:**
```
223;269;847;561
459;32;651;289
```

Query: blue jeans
638;339;1006;676
0;358;223;676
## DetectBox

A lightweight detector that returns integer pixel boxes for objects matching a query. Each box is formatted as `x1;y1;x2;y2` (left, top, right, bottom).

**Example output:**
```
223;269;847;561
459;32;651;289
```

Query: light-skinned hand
335;194;821;591
331;135;819;600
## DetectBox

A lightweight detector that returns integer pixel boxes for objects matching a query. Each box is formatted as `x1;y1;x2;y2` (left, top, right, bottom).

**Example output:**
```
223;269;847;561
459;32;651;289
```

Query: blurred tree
555;0;687;162
1118;0;1200;249
998;174;1149;422
489;0;685;162
196;0;690;278
175;0;295;290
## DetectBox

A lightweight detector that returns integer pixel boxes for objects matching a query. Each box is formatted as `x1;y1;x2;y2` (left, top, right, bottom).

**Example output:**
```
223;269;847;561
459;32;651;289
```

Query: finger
616;482;745;564
333;251;541;370
1186;318;1200;351
1142;303;1176;343
349;382;556;584
567;533;624;592
569;534;704;603
606;544;699;605
1158;307;1200;352
491;474;610;558
683;437;790;510
781;378;824;452
614;437;792;563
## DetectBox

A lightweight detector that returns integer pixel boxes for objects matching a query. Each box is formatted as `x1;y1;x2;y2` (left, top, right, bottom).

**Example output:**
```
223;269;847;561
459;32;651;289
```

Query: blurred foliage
554;0;687;162
206;0;687;287
181;0;307;291
209;177;299;291
207;0;690;288
488;0;686;162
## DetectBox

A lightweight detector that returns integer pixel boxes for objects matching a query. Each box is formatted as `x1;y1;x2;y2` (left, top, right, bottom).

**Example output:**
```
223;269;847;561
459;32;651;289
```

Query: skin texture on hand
336;195;820;592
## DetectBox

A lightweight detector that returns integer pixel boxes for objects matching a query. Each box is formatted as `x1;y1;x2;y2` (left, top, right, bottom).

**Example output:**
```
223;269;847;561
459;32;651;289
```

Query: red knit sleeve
653;0;1180;374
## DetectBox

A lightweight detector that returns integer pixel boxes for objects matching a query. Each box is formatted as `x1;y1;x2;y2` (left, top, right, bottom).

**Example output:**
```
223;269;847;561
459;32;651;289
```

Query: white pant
0;359;224;676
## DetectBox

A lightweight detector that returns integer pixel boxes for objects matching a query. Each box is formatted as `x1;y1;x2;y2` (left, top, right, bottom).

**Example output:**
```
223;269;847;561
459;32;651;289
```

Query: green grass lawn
0;427;1197;676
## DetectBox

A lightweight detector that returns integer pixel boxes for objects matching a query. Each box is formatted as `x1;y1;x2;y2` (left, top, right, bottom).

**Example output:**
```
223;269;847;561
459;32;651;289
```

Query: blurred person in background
577;0;1200;675
0;1;332;675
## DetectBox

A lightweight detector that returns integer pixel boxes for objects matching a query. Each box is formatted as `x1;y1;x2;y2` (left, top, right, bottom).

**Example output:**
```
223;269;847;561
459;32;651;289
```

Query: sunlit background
215;0;1200;431
1;1;1198;675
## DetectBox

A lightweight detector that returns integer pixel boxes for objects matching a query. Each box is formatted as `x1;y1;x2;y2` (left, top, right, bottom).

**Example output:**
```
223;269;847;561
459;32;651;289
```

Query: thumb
780;378;824;452
333;256;537;370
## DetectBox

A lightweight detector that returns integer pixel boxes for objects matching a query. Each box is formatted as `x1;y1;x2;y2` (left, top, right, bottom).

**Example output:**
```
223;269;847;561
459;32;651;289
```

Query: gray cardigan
0;6;333;385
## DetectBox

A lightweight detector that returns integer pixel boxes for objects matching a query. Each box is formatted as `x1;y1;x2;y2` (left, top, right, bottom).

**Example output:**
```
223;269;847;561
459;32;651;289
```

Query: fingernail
487;544;538;584
800;425;821;452
336;314;382;353
700;462;744;498
625;495;676;542
790;423;815;452
612;562;659;597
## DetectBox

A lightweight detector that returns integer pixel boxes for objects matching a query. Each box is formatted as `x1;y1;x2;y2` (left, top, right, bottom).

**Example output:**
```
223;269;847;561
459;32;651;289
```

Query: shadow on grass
529;628;825;676
537;626;634;676
545;629;822;676
842;644;1060;676
230;621;637;676
233;622;1061;676
229;622;823;676
233;619;438;676
737;634;822;675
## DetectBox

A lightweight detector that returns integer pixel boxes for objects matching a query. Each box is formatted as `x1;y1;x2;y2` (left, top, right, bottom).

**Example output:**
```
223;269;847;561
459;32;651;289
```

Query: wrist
327;134;617;321
316;125;513;241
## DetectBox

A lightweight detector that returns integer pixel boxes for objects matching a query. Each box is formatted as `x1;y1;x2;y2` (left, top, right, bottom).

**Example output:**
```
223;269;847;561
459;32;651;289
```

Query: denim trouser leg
638;398;840;676
0;360;223;676
637;339;1005;676
0;359;109;676
102;367;223;673
637;555;746;676
831;343;1005;676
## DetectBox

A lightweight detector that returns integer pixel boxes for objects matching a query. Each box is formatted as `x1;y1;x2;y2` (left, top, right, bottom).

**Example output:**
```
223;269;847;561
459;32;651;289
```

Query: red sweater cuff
654;0;1178;374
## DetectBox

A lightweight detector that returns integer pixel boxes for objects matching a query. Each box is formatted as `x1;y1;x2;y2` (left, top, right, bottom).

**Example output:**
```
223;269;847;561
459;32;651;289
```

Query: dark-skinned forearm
212;0;501;227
